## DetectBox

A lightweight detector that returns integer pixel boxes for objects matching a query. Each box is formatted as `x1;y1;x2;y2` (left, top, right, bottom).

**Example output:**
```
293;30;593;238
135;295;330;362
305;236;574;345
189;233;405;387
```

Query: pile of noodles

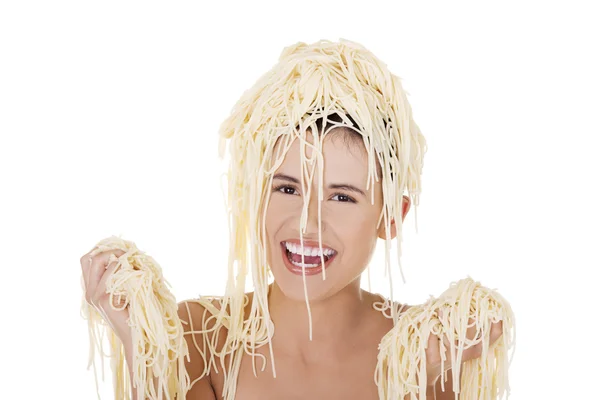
80;235;190;400
374;277;515;399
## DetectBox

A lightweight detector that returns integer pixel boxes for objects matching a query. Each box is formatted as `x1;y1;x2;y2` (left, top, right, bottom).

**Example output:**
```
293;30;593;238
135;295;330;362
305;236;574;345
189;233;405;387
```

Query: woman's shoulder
178;294;247;396
354;290;413;345
177;294;237;350
177;292;256;354
179;295;228;319
365;290;412;320
177;295;231;353
175;296;227;398
178;292;256;398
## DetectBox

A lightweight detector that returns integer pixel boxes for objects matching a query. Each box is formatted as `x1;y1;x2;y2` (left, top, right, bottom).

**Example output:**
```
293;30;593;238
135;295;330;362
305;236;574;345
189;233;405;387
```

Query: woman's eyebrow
273;173;366;197
328;184;366;197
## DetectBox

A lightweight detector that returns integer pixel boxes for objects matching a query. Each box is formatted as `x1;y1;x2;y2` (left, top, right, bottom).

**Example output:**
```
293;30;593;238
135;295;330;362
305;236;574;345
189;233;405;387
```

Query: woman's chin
270;271;339;302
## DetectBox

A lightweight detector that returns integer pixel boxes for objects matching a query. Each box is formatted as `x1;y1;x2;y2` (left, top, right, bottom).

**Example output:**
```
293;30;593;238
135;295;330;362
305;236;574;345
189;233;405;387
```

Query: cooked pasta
210;38;428;398
80;235;190;400
375;277;515;399
81;38;515;400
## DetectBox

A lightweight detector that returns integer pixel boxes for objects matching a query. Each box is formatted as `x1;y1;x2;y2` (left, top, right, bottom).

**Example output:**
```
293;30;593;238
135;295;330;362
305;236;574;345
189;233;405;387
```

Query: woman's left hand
424;314;504;386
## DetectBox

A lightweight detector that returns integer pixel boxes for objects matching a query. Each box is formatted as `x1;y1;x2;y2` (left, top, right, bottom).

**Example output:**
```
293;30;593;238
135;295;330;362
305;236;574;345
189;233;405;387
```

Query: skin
263;128;406;360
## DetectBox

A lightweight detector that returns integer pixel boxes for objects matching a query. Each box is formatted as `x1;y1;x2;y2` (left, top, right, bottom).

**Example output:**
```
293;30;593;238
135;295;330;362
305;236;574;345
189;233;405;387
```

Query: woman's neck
266;280;373;362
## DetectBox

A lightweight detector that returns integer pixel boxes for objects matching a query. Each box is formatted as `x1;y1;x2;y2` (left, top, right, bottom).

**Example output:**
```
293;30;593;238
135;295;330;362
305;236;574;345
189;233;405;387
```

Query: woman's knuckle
468;343;483;359
428;352;441;366
91;290;103;303
80;254;91;265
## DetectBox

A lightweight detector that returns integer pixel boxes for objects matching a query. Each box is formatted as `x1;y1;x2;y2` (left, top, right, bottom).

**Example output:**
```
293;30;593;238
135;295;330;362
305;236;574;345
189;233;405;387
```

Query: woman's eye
274;185;355;203
332;193;355;203
275;185;298;195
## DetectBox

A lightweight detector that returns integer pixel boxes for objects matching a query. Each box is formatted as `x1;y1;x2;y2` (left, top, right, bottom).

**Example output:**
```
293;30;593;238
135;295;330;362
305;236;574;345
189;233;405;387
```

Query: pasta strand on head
213;39;427;398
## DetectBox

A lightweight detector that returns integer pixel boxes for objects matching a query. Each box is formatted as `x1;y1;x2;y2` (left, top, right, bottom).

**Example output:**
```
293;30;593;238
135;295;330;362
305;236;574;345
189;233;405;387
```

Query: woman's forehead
273;127;365;157
271;130;371;182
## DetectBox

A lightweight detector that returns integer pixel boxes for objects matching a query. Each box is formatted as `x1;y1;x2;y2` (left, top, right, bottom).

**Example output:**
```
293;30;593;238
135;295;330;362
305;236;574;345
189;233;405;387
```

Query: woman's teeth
290;259;320;268
283;241;335;257
283;241;336;268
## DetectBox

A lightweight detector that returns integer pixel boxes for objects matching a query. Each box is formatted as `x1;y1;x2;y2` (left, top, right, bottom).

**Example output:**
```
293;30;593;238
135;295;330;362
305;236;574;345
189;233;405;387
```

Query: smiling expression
263;128;391;301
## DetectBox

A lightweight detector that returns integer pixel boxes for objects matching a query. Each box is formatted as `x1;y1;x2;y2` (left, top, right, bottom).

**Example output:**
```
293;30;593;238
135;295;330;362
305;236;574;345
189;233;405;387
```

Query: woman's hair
197;39;427;399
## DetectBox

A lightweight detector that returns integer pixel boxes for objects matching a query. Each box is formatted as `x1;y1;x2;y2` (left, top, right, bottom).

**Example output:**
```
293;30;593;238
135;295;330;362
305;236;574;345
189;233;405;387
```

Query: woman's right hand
80;248;132;342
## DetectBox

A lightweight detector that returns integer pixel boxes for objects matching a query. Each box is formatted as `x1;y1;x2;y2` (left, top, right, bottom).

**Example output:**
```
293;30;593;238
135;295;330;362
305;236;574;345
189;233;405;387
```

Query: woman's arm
401;369;459;400
429;368;459;400
123;340;161;399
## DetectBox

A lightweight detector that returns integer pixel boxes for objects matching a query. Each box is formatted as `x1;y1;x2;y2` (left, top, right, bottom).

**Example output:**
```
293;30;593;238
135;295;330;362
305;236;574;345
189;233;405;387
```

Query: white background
1;1;598;398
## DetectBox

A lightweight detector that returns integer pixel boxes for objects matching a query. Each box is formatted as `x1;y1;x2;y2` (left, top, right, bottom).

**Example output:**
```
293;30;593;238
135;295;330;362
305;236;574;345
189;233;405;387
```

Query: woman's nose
302;193;326;234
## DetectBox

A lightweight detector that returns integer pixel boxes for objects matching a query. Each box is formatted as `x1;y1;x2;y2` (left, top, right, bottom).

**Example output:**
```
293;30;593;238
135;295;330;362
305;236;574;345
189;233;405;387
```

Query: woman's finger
86;250;125;302
490;320;503;346
430;308;505;372
80;253;95;303
80;252;93;289
439;331;452;370
86;252;110;301
426;328;442;365
93;254;121;302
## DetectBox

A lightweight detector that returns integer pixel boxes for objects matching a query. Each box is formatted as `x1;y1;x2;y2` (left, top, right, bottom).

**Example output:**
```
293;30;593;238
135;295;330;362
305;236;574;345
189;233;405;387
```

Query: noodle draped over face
211;38;428;399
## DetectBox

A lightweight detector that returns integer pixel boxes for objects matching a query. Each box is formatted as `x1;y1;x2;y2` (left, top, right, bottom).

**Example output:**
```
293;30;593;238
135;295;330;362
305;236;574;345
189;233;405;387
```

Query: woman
82;39;508;400
177;39;505;399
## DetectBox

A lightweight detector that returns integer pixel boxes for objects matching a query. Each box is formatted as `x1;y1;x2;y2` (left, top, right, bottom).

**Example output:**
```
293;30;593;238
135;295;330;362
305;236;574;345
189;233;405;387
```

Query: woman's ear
377;196;410;240
402;195;411;220
377;218;397;240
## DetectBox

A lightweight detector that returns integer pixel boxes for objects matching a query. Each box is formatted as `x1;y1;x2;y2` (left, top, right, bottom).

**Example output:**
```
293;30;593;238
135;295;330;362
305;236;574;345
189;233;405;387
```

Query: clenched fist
80;248;132;341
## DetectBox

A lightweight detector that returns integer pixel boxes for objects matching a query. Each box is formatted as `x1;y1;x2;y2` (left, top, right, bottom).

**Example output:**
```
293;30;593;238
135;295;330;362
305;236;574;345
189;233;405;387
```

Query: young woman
175;39;505;400
82;39;507;400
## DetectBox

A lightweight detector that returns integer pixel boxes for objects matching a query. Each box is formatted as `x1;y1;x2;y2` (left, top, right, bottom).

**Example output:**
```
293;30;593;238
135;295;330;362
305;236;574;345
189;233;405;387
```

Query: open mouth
280;241;337;275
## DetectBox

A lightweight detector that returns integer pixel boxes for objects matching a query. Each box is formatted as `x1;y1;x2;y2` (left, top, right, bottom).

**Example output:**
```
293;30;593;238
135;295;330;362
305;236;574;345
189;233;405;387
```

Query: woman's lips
280;242;337;276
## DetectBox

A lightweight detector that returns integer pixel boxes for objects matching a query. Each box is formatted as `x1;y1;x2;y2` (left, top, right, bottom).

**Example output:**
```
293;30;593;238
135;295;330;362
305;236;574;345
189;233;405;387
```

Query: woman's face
264;129;404;302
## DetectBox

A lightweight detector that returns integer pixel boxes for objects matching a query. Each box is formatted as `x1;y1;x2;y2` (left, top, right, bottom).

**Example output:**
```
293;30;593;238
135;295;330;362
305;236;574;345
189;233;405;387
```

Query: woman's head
264;115;412;302
216;38;427;343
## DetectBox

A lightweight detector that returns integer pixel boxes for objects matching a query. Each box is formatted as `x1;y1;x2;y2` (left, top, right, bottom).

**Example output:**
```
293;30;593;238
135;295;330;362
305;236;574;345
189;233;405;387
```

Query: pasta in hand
80;235;190;400
375;277;515;399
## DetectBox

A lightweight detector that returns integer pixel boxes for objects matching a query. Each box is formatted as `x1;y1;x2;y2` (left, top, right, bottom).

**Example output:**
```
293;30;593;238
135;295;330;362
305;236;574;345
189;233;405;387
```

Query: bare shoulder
177;294;253;399
177;297;228;400
362;291;414;342
366;291;413;321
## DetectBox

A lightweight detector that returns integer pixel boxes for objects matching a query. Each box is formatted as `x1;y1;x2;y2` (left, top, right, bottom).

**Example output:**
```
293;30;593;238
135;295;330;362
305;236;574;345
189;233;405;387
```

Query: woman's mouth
280;241;337;276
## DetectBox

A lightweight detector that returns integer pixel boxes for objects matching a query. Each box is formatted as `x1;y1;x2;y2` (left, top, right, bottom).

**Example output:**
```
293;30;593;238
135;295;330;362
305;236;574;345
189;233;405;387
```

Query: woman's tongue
290;251;322;264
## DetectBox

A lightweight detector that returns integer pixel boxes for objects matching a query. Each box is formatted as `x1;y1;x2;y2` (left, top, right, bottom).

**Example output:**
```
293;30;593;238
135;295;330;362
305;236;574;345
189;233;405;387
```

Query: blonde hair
196;38;427;399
